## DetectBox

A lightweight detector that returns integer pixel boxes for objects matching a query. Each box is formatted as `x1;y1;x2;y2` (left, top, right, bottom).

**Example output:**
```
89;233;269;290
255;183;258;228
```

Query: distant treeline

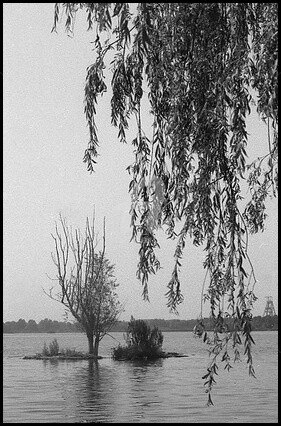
3;315;278;334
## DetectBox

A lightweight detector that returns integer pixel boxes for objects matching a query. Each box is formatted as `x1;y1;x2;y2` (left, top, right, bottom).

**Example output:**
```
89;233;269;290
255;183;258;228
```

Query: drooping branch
50;2;278;312
50;2;277;400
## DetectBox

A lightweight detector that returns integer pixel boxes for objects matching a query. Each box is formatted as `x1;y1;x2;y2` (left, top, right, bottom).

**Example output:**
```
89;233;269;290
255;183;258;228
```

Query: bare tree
45;213;123;357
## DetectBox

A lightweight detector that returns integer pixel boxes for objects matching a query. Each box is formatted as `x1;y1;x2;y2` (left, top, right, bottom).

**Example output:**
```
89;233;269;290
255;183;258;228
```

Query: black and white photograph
3;3;278;423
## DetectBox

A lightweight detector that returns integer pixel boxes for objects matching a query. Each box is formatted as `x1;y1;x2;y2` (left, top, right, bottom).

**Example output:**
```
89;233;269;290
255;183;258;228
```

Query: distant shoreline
3;329;278;334
3;315;278;333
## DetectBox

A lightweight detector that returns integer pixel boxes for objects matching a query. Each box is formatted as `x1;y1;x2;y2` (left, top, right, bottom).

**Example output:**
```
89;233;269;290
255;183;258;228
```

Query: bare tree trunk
94;336;100;357
87;332;94;354
87;332;100;357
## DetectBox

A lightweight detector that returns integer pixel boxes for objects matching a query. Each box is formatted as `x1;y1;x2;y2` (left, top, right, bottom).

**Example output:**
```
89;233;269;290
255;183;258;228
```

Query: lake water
3;331;278;423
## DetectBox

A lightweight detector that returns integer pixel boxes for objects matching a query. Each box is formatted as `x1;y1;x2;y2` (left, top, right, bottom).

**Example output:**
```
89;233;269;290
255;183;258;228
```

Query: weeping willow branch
51;2;277;402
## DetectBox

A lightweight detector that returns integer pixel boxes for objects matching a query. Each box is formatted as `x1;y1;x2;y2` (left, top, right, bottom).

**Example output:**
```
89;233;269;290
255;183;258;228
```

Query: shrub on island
112;317;164;360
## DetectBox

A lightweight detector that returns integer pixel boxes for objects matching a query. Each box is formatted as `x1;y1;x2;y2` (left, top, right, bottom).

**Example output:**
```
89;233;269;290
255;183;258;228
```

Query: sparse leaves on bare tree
45;213;123;356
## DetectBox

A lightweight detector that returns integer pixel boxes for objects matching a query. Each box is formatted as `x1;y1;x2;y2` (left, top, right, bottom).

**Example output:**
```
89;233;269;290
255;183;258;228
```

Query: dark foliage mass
112;317;164;360
3;318;81;333
4;315;277;334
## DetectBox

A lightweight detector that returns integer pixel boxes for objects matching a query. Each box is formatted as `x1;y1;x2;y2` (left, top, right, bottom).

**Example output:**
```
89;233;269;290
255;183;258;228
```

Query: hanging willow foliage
52;3;278;404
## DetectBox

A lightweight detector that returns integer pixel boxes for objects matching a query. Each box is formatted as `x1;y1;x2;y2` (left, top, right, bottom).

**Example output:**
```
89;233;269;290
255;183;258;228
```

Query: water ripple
3;331;278;423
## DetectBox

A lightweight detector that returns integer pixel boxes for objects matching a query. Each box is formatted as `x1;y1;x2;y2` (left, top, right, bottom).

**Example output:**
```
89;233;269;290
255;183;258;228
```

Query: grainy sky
3;3;278;322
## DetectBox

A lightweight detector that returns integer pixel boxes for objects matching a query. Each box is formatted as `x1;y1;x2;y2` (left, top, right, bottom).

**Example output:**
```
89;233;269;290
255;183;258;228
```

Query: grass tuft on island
23;339;104;360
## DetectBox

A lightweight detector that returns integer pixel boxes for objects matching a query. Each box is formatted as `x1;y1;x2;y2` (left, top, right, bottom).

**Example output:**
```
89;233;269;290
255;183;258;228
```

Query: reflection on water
3;332;278;423
61;358;166;423
73;360;117;422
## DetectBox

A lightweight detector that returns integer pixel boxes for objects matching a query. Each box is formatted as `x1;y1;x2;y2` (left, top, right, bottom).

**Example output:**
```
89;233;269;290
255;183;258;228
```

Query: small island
23;351;188;361
23;353;104;360
23;318;188;361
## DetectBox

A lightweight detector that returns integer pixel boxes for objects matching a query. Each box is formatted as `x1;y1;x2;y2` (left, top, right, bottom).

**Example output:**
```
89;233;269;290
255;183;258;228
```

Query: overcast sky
3;3;278;322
